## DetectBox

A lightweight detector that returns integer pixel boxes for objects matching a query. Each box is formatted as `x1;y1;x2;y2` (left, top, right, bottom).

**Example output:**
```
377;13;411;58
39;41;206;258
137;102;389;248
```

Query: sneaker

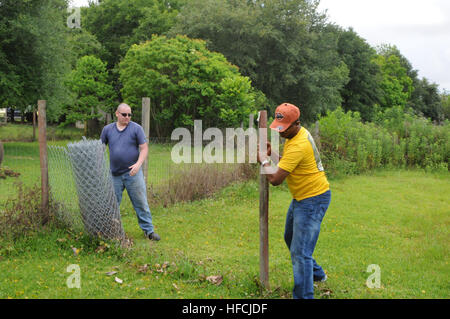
148;232;161;241
314;274;327;282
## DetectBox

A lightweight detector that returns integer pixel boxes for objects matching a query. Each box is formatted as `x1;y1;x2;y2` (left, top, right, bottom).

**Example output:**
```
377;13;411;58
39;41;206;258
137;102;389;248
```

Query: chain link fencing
48;139;125;241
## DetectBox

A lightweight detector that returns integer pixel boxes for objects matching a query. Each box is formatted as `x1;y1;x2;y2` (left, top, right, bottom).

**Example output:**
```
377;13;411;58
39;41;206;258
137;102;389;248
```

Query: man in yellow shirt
258;103;331;299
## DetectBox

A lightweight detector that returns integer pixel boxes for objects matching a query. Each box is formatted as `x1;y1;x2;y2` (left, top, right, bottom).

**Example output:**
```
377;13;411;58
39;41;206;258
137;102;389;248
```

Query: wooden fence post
33;107;37;142
258;110;269;289
142;97;150;185
38;100;49;223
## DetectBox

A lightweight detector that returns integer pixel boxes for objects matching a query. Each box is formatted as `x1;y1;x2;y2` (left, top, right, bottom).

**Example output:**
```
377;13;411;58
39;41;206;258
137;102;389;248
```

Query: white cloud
319;0;450;92
320;0;447;27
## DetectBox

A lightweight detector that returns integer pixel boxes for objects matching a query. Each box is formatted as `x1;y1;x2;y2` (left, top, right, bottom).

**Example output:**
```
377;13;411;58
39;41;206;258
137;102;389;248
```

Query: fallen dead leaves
205;275;223;286
0;168;20;179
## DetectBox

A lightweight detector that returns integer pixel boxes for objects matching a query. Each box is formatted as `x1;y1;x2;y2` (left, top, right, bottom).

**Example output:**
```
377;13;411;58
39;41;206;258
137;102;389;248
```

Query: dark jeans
284;190;331;299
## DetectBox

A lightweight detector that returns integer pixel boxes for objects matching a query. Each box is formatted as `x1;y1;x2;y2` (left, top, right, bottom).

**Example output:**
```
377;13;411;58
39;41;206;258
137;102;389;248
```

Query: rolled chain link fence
48;138;125;241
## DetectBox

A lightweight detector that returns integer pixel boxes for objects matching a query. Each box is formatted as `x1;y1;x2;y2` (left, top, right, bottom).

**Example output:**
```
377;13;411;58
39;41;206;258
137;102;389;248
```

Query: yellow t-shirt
278;127;330;201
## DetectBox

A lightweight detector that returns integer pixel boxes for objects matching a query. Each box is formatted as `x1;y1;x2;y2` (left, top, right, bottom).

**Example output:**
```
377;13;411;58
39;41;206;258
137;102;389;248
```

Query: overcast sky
71;0;450;92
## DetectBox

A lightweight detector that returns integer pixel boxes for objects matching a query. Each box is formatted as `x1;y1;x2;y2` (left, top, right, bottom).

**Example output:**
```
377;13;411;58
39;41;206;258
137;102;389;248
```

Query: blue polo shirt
100;121;147;176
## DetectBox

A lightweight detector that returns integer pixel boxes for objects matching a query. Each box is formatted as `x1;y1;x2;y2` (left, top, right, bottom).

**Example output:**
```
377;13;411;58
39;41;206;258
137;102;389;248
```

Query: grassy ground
0;123;84;142
1;167;448;299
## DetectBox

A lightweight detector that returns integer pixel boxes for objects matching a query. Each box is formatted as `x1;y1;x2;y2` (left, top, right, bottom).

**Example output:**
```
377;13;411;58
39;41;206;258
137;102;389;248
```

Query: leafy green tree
66;55;115;136
336;28;382;121
409;78;442;122
119;35;257;137
82;0;182;99
441;90;450;121
373;54;413;109
67;28;103;65
0;0;73;121
170;0;349;122
377;44;443;122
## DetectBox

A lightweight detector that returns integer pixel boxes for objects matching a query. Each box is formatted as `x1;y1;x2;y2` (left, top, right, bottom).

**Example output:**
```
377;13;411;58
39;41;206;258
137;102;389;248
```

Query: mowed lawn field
0;141;449;299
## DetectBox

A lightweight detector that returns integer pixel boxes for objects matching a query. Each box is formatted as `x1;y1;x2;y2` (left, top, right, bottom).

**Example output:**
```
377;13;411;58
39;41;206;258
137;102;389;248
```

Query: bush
317;107;449;177
119;35;258;137
0;182;52;240
148;162;257;207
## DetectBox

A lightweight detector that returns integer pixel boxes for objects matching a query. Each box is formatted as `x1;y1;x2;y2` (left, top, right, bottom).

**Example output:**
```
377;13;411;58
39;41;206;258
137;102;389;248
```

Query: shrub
317;107;449;177
0;182;52;240
148;162;257;206
119;35;258;137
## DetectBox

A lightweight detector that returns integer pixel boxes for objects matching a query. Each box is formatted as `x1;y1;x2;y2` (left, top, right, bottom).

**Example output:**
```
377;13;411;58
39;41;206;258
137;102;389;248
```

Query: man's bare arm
129;143;148;176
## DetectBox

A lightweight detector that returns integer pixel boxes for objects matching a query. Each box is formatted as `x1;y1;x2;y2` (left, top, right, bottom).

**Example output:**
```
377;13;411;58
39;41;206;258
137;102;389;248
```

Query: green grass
1;165;449;299
0;123;84;142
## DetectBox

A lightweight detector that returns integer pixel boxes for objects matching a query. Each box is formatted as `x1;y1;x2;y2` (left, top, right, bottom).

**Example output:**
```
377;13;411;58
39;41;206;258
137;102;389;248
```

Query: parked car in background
0;108;6;124
7;108;22;122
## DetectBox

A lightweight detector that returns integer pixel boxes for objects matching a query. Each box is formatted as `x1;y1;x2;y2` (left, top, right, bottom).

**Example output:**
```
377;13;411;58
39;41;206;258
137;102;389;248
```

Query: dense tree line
0;0;448;136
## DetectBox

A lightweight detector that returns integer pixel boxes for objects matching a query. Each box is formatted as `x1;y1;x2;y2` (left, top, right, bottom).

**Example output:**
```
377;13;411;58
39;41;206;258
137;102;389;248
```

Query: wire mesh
48;139;125;241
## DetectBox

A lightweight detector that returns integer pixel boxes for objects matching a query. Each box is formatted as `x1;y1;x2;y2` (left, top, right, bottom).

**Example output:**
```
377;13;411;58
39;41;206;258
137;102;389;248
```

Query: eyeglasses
120;113;132;117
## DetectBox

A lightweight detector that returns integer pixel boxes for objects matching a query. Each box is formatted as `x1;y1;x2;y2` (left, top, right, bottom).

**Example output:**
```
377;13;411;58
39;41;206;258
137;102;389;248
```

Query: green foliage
82;0;182;101
373;54;413;109
409;78;443;122
442;91;450;120
336;28;382;121
119;35;257;136
318;107;449;177
83;0;180;70
67;28;104;65
171;0;349;121
375;44;444;122
0;0;73;120
65;56;115;126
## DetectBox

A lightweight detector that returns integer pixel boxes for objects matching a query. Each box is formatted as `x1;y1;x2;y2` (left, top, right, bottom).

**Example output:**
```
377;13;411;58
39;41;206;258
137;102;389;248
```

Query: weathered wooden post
142;97;150;185
32;107;37;142
38;100;49;223
258;110;269;289
0;142;3;168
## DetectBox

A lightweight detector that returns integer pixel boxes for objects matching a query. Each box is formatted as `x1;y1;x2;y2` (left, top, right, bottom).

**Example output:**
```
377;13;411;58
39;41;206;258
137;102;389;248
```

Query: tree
67;28;104;65
410;78;442;122
0;0;73;121
119;35;257;137
82;0;182;99
373;54;413;109
336;28;382;121
376;44;443;122
170;0;349;122
441;90;450;121
66;55;115;136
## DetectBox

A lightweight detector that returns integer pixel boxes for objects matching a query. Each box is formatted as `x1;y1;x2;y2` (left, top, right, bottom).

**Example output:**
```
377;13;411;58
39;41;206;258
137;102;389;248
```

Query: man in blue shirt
100;103;160;241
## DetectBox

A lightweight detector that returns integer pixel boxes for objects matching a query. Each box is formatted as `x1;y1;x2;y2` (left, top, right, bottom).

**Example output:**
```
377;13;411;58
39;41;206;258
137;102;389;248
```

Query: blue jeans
112;169;154;236
284;190;331;299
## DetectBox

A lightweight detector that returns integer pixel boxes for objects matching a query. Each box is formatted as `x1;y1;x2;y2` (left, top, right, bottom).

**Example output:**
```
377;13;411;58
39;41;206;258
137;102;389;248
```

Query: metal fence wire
48;138;125;241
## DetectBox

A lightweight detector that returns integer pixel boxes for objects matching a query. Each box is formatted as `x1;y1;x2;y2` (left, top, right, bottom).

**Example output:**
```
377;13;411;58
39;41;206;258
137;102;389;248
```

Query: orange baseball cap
269;103;300;132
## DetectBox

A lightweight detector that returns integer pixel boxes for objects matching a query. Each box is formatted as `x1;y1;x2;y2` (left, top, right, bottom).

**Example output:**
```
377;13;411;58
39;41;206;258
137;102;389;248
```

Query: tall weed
318;107;449;177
